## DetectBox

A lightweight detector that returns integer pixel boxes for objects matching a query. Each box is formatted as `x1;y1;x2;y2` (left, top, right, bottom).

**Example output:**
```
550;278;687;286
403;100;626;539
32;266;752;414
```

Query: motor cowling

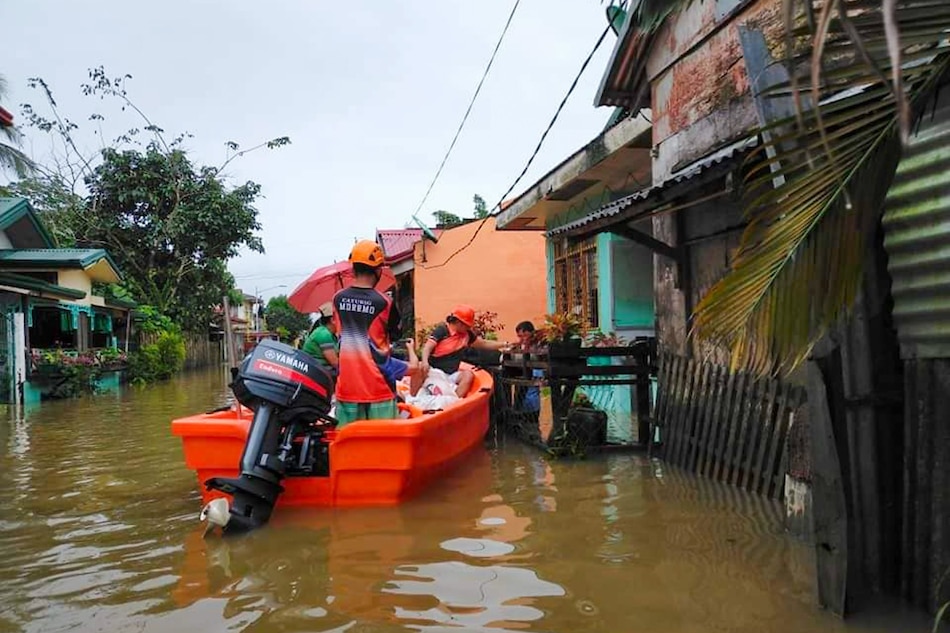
231;339;334;415
204;340;336;534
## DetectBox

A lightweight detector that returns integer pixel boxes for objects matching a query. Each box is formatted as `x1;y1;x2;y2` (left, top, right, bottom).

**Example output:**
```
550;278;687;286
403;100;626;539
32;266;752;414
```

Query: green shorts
334;399;399;427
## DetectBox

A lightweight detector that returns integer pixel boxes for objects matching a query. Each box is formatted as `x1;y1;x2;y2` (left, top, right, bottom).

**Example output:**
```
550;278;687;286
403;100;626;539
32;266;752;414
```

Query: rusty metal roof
547;136;757;237
882;102;950;359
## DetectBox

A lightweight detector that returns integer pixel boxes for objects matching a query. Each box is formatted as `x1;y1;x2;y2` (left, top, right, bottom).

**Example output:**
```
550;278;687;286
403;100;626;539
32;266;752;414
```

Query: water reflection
387;562;564;631
0;367;934;633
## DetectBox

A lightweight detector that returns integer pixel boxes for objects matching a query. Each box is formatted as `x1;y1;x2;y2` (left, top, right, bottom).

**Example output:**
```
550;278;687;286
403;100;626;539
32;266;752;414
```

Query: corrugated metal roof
882;104;950;359
547;136;757;237
376;229;423;263
0;197;57;248
0;248;114;269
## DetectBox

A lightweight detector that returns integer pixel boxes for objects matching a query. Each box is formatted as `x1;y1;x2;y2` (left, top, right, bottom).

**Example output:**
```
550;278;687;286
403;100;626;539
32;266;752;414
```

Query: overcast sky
5;1;618;301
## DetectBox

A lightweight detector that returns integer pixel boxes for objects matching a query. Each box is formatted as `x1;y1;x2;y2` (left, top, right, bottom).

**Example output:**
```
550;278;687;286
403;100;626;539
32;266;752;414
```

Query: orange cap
349;240;385;268
448;304;475;328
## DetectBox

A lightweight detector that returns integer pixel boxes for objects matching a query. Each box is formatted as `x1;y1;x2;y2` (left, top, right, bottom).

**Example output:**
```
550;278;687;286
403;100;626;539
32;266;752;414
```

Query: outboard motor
204;339;335;534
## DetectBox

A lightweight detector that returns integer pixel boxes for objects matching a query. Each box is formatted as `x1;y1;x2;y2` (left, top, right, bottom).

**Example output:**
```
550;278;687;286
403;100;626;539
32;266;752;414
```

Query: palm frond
0;73;36;178
691;0;950;377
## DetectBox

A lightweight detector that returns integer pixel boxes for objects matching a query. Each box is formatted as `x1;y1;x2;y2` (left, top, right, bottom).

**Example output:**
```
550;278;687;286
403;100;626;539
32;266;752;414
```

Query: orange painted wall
412;217;548;341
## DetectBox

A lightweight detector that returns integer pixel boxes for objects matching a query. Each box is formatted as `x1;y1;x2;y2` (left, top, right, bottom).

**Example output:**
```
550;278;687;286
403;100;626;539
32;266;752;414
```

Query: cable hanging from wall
422;21;614;270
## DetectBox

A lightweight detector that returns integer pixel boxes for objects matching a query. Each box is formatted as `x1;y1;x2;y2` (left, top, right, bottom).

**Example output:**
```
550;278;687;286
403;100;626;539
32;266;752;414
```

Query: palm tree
0;74;34;177
680;1;950;376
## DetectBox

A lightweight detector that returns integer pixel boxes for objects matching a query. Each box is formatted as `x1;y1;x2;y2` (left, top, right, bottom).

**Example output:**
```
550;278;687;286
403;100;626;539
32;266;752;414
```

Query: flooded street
0;368;931;632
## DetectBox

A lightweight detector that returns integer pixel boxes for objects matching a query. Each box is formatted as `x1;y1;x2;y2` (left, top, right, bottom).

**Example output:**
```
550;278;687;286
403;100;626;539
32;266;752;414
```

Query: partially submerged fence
653;352;805;501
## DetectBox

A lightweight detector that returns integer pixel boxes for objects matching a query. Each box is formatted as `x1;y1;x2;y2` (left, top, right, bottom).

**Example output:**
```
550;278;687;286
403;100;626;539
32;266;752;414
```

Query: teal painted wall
541;233;657;444
545;239;556;314
611;237;655;330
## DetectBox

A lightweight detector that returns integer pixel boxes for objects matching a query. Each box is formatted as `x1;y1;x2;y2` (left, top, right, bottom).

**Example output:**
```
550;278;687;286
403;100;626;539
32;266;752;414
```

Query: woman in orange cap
412;304;510;398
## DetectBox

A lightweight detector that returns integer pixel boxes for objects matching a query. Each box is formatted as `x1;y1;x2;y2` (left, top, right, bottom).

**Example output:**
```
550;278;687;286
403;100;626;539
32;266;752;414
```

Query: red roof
376;228;423;264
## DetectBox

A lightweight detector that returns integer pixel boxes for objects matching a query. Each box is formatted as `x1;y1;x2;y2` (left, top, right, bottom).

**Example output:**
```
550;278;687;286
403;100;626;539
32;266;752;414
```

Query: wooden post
805;361;849;616
222;295;235;367
123;309;132;354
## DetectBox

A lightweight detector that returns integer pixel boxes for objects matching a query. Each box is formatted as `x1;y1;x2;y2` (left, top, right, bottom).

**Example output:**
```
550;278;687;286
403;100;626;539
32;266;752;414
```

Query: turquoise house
0;198;133;405
496;114;657;442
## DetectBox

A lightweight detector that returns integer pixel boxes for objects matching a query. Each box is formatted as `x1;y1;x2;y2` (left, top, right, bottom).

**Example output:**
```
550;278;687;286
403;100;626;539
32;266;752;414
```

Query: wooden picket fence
653;352;805;500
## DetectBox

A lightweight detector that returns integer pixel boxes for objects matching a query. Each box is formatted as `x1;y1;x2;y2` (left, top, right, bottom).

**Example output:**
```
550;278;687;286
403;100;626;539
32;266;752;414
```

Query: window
553;237;599;330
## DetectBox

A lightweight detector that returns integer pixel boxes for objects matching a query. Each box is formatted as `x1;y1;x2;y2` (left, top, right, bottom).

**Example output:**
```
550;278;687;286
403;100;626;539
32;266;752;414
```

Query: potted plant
584;330;629;367
463;310;506;368
540;312;584;360
548;390;608;457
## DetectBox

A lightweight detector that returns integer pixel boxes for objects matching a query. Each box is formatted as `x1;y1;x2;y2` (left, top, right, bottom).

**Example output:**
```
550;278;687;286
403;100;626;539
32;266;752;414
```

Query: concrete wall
412;217;548;339
57;270;93;306
646;0;783;180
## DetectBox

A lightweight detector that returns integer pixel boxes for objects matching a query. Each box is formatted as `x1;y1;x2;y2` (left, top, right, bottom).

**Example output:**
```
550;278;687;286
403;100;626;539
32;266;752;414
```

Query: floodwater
0;367;933;632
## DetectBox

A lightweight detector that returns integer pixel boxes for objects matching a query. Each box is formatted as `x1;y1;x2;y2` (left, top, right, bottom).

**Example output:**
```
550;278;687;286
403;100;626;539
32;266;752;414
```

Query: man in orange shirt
412;304;510;398
332;240;414;426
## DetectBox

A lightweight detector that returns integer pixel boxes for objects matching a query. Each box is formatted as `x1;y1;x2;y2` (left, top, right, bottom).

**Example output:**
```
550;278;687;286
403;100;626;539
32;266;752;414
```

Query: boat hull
171;365;492;507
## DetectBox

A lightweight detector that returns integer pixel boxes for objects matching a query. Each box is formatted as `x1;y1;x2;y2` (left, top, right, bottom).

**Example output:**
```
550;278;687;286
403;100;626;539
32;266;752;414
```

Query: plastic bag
405;368;461;411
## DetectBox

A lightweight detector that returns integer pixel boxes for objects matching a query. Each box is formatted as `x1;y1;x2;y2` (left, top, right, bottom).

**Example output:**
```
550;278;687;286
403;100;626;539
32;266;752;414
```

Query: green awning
0;272;86;300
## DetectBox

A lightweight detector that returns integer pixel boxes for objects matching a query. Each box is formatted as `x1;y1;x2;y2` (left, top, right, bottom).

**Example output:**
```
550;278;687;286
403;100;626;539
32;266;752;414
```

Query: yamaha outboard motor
204;339;335;534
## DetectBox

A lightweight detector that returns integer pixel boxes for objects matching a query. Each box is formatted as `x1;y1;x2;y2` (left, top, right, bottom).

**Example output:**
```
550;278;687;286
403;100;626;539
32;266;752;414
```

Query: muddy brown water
0;367;933;632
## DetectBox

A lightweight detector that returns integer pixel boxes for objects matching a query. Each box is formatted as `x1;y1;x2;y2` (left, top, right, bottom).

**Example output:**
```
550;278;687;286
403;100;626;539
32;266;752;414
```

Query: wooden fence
653;352;805;501
138;332;223;371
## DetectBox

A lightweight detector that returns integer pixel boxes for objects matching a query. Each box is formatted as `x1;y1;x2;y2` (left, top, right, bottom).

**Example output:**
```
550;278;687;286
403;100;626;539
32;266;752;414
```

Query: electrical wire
422;22;614;269
411;0;521;219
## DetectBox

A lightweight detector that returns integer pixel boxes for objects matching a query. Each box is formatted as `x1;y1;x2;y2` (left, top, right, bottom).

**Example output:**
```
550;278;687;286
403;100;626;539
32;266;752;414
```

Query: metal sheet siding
882;105;950;359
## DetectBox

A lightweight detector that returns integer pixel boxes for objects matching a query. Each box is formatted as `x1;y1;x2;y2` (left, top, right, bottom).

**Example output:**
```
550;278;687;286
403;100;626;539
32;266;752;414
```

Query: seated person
301;302;339;375
514;320;543;426
412;304;510;398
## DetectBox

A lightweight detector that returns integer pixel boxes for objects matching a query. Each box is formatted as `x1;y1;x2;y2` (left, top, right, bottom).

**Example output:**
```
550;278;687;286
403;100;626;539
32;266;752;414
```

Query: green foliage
540;312;584;344
67;145;265;331
134;305;179;335
128;330;186;385
432;210;463;227
53;364;102;399
265;295;310;341
10;67;289;333
0;73;36;177
473;193;489;218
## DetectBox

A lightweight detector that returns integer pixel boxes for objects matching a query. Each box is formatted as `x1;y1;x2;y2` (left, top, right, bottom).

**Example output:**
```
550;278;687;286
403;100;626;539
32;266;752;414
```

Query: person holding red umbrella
332;240;414;426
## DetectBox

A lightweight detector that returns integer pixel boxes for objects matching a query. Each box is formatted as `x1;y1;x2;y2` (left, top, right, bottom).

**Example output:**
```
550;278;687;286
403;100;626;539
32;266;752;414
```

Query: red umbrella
288;261;397;313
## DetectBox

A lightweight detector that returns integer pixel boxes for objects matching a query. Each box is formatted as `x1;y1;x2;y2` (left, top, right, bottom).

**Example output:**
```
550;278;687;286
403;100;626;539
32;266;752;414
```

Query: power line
422;22;613;270
411;0;521;219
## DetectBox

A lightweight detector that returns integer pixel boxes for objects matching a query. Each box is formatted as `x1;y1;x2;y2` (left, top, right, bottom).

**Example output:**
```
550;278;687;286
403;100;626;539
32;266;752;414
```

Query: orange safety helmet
349;240;385;268
447;304;476;328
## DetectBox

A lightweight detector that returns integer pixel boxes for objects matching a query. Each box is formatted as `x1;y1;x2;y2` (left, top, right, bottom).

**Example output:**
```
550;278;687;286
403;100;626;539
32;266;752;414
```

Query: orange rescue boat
171;339;491;532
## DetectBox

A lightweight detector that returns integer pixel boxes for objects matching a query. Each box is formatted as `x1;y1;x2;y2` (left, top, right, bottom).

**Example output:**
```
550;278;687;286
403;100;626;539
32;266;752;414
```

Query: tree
473;193;488;218
9;67;290;331
0;74;34;177
72;145;264;330
265;295;311;341
433;210;463;227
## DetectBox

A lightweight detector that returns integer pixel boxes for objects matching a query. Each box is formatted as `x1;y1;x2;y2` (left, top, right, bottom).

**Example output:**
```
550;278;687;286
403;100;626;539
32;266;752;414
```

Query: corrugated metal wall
882;101;950;359
882;97;950;612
